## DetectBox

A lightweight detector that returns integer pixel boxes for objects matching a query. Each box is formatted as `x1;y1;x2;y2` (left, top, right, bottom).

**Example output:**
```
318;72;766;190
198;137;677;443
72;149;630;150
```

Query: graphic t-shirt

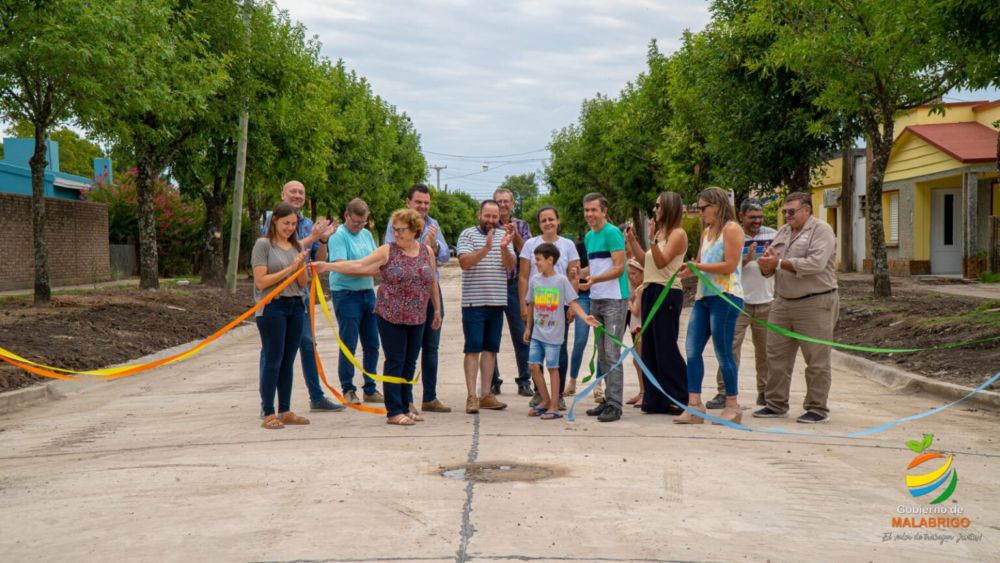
525;273;578;345
584;223;629;300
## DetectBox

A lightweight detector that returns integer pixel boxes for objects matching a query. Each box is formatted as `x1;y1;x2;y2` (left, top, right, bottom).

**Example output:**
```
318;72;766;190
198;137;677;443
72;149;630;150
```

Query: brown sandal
261;414;284;429
407;412;424;422
387;414;415;426
278;411;310;425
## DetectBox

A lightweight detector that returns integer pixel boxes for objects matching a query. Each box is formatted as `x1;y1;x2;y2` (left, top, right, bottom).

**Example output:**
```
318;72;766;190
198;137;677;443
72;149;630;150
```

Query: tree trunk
865;119;894;298
200;175;227;286
29;124;51;305
840;145;856;273
786;159;812;194
135;156;161;290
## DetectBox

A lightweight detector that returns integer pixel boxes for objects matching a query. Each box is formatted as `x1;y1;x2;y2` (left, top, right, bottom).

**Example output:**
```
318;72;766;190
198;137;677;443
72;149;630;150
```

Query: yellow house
812;100;1000;277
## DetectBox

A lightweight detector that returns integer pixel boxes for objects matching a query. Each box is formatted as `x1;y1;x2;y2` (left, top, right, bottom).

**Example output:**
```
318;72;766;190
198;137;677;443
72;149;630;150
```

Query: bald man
261;181;341;412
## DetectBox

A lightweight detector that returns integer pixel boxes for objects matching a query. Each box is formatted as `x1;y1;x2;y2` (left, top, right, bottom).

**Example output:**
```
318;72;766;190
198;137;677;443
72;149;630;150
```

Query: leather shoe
422;399;452;413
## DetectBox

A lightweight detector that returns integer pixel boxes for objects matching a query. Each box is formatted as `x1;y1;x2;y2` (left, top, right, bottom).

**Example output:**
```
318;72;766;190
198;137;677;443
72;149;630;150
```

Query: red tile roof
903;122;998;163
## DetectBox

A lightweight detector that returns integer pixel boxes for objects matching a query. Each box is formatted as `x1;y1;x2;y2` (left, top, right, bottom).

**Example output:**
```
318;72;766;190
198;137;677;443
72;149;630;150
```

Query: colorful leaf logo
904;434;957;504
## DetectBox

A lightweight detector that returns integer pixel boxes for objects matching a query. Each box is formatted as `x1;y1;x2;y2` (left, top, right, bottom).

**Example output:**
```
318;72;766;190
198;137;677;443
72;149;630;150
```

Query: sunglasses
782;208;802;216
697;204;715;212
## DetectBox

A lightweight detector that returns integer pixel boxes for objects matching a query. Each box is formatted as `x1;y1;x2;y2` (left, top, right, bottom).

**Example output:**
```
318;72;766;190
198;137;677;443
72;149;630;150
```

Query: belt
781;288;837;301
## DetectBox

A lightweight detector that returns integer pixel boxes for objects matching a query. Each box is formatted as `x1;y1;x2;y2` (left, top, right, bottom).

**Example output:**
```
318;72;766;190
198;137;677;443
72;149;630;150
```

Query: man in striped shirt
458;200;515;414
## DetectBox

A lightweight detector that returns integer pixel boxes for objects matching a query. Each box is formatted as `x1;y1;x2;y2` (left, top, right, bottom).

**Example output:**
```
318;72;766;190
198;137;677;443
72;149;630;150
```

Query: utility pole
430;164;447;192
226;2;251;295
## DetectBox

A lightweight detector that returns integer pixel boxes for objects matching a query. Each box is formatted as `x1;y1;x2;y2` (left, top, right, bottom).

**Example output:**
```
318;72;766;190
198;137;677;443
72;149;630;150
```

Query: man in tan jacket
753;192;838;424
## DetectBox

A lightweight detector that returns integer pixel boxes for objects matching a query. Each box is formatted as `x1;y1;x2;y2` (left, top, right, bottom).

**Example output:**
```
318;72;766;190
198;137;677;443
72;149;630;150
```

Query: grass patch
917;299;1000;328
980;272;1000;284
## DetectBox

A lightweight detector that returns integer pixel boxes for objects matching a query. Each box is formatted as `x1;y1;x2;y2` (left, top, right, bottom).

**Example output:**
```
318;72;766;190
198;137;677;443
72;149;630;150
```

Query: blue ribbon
566;327;1000;438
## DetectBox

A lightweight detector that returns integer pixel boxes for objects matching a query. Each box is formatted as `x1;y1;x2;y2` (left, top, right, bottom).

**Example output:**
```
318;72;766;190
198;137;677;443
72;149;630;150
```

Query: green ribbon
687;262;1000;353
579;261;1000;384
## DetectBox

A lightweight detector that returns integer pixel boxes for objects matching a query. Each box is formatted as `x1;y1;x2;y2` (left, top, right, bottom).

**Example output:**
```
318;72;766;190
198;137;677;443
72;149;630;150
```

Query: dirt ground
834;278;1000;390
2;272;998;394
0;282;255;392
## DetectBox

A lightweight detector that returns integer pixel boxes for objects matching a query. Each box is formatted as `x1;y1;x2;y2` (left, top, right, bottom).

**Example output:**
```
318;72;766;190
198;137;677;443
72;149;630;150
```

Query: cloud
277;0;711;196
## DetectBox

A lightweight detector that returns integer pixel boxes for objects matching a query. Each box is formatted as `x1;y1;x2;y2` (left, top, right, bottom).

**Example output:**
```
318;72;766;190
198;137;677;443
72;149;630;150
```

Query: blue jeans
570;292;602;382
492;281;531;387
528;339;561;368
256;297;304;416
330;289;379;395
420;292;442;403
377;316;424;418
685;295;743;396
258;287;325;402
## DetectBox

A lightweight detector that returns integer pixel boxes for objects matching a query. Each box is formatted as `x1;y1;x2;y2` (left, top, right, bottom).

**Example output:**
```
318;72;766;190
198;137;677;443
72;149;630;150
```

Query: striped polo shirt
457;225;511;307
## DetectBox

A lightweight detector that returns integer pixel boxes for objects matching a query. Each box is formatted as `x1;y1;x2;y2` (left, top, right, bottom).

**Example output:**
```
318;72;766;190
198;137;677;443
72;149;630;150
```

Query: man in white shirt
707;199;776;410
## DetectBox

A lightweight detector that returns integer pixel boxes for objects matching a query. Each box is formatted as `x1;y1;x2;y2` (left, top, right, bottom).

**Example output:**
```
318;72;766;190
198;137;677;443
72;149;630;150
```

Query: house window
884;191;899;243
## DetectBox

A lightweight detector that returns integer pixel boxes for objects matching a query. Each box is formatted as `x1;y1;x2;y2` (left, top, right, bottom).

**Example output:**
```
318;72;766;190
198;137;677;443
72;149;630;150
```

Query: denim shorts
462;306;504;353
528;338;561;368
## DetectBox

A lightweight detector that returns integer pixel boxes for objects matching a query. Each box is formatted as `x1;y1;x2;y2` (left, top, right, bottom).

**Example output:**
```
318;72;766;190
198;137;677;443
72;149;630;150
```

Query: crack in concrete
456;413;480;562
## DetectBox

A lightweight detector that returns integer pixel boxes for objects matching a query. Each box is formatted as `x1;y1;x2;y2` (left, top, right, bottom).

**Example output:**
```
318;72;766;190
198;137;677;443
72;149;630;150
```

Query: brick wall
0;193;110;291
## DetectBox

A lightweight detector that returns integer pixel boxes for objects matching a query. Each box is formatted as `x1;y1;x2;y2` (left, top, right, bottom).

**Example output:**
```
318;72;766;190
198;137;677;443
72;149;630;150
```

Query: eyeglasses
391;226;410;235
782;207;802;216
347;217;368;227
697;204;715;212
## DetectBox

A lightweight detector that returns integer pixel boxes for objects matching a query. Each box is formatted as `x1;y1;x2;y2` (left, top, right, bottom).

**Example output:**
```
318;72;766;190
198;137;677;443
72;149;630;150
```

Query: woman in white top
518;206;580;397
677;187;745;425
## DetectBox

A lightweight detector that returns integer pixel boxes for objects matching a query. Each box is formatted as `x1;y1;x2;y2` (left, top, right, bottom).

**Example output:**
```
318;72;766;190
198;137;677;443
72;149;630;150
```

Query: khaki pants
764;292;839;415
715;302;771;395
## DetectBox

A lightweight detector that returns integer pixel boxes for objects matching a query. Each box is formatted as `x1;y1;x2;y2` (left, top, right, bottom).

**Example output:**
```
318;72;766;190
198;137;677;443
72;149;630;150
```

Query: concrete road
1;264;998;562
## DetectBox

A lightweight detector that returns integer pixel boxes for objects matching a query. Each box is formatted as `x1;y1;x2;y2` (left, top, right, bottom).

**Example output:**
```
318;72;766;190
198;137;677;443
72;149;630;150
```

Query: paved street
1;264;998;562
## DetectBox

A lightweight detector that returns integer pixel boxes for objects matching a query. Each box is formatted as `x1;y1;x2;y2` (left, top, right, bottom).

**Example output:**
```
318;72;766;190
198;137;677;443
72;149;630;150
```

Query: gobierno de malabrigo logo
905;434;958;505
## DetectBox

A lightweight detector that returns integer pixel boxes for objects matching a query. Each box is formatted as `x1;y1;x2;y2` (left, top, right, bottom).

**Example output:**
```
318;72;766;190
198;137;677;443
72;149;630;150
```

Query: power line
424;148;548;159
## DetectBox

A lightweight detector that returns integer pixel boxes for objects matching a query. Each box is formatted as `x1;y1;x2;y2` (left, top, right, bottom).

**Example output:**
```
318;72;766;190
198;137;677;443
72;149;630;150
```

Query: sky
277;0;712;199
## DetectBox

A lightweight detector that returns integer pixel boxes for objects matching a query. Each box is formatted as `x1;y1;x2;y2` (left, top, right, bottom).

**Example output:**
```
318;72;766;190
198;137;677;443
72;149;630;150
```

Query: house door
931;188;962;275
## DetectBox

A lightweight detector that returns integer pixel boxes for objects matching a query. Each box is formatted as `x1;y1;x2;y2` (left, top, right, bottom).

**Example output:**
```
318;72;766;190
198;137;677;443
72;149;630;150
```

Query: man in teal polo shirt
580;192;629;423
328;198;382;404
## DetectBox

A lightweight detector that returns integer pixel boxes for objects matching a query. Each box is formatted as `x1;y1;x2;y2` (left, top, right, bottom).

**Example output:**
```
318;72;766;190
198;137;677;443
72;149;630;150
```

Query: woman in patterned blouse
315;209;442;426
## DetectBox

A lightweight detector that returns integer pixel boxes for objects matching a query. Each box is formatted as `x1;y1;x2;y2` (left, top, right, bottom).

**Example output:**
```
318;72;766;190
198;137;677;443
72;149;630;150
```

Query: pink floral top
375;243;434;325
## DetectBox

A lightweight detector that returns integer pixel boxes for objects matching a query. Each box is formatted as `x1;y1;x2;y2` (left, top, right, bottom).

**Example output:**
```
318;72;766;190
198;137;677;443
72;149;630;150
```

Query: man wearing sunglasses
754;192;838;424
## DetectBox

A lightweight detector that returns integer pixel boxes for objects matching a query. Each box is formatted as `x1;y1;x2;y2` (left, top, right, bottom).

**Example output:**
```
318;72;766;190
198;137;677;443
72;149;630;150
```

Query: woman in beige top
624;191;688;415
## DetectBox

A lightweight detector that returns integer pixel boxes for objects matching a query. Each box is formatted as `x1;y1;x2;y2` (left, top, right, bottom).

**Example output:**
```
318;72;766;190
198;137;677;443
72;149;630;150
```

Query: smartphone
742;239;771;256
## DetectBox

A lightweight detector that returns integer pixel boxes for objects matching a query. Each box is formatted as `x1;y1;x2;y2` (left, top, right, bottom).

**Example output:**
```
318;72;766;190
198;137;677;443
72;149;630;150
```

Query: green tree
940;1;1000;185
427;188;478;246
497;172;539;216
669;1;848;205
0;0;163;303
752;0;968;297
172;1;328;285
95;0;228;289
320;60;426;237
7;122;103;177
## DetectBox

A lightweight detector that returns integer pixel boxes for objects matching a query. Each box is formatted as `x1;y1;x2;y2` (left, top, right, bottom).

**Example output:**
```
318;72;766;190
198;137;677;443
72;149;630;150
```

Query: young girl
677;187;745;424
252;203;311;430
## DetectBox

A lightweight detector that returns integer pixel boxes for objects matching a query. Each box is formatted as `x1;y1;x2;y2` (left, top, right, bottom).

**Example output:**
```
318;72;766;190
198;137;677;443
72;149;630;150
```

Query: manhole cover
440;462;563;483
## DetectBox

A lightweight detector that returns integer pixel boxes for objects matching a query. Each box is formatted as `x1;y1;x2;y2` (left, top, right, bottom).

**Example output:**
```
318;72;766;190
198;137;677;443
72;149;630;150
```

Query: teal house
0;137;110;199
